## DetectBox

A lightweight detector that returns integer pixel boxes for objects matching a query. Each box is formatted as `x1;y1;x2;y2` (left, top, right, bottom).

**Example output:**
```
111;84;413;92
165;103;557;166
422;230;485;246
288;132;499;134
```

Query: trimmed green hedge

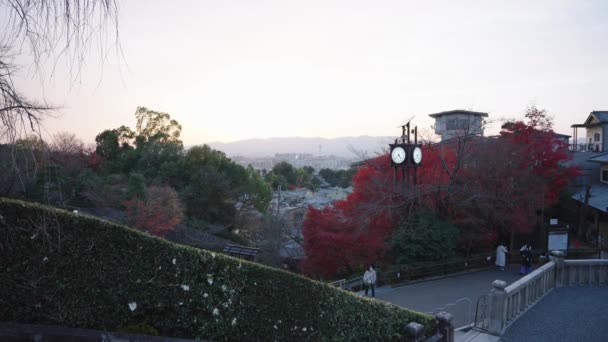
0;198;434;341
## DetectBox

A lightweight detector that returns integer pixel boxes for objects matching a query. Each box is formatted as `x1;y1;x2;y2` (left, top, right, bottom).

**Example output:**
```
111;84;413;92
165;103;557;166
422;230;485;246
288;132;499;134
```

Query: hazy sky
11;0;608;145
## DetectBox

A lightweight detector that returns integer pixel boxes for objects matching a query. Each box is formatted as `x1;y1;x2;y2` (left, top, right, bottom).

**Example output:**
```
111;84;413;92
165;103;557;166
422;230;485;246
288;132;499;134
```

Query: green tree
134;107;182;147
271;162;297;185
181;166;236;225
94;126;134;159
127;173;146;199
239;166;272;212
389;211;459;265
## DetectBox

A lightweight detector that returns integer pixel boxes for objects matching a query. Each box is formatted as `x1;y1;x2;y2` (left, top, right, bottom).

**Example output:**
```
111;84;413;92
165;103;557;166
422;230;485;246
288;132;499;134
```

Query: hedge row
0;198;435;341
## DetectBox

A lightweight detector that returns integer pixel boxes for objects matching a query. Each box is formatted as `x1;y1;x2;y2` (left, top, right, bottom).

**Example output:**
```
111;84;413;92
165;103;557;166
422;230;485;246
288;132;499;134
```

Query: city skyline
10;0;608;145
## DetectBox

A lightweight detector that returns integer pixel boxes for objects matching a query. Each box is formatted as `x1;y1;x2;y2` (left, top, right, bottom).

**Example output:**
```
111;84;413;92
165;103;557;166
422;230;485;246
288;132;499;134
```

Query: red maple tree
125;185;183;237
302;108;579;277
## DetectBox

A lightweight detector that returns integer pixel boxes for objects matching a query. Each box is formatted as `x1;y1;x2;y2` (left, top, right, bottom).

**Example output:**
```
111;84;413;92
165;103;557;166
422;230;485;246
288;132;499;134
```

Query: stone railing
405;312;454;342
485;250;608;336
557;259;608;286
489;261;557;334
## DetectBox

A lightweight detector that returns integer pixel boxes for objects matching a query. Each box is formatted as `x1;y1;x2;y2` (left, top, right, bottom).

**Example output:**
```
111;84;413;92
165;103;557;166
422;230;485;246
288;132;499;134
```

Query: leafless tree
1;0;120;144
50;131;85;154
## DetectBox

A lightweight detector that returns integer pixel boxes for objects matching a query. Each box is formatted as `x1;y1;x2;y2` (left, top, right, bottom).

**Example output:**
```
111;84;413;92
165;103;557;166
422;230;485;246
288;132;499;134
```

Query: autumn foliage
125;185;183;236
302;108;580;277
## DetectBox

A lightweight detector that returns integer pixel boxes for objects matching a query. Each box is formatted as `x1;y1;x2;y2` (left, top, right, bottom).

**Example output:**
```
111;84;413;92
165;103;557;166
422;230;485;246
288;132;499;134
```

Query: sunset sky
12;0;608;145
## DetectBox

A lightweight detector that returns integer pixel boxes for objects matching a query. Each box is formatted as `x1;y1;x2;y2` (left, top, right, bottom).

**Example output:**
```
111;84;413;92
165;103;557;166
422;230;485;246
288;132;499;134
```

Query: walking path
359;265;523;328
502;286;608;342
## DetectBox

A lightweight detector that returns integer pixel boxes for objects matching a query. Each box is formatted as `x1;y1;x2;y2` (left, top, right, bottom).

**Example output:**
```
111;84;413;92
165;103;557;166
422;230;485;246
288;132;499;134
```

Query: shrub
116;323;159;336
389;211;459;265
0;198;435;341
125;185;183;236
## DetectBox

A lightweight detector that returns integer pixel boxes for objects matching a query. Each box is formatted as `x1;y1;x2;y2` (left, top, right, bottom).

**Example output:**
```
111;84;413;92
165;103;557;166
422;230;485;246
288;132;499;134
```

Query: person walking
496;243;508;271
519;243;530;275
363;265;377;297
520;243;533;275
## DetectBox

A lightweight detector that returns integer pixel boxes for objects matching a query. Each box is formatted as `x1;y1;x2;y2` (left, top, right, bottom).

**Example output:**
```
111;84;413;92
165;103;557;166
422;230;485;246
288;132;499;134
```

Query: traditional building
571;111;608;152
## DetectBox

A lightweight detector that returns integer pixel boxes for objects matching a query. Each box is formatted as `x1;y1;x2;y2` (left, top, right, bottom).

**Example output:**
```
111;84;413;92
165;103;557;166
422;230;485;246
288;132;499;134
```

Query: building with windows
429;109;488;141
571;111;608;152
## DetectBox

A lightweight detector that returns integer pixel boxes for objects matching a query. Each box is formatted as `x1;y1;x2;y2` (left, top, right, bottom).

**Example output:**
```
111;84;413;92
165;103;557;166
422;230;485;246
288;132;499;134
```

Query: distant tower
429;110;488;141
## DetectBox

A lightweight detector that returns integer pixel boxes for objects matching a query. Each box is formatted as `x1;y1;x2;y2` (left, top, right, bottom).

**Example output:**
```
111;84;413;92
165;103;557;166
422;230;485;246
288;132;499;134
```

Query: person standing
496;243;508;271
363;265;377;297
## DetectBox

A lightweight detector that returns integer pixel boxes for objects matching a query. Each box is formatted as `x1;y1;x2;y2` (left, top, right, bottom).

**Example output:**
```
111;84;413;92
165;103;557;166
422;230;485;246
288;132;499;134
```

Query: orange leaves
125;185;183;237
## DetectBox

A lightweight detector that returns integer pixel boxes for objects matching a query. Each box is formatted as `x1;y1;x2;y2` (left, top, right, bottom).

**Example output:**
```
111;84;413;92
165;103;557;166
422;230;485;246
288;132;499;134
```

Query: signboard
547;231;568;253
549;218;558;225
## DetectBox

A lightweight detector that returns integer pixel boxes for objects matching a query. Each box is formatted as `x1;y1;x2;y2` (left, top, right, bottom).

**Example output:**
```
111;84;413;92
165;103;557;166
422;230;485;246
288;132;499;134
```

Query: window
595;133;601;142
602;169;608;183
446;119;470;130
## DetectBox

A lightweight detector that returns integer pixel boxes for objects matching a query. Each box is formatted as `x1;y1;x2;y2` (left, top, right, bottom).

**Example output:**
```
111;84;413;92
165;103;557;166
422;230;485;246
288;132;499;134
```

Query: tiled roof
571;184;608;213
591;111;608;123
587;153;608;164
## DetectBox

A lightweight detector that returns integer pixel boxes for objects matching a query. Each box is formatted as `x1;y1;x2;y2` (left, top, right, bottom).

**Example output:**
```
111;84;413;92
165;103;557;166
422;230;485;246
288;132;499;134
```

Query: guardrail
328;249;600;292
559;259;608;286
502;261;556;330
485;250;608;336
570;143;602;152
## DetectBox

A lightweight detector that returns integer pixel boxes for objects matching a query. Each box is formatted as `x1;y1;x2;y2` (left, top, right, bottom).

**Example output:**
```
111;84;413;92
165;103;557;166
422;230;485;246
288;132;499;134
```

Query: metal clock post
389;119;422;190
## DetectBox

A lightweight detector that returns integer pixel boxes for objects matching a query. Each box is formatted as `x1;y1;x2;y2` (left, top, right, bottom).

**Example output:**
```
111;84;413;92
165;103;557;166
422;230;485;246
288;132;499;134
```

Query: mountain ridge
203;136;395;158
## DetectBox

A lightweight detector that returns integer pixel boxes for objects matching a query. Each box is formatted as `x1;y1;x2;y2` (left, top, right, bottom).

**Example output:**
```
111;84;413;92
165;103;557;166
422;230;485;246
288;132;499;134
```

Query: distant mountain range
205;136;395;158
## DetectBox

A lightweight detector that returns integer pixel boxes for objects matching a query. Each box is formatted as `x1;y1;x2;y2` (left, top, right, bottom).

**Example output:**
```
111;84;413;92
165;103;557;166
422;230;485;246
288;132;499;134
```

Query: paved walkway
360;265;524;328
502;287;608;342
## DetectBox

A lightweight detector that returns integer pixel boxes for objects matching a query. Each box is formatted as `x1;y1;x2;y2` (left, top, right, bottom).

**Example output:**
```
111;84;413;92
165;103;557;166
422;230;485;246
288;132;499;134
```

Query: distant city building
231;153;356;171
429;109;489;141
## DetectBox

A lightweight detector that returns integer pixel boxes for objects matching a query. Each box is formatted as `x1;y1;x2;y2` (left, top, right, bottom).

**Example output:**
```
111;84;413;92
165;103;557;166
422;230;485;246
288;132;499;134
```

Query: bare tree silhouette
1;0;120;144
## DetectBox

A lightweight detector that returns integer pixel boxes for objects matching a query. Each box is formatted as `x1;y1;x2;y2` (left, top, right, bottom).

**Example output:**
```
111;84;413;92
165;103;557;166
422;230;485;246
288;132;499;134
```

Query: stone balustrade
485;250;608;336
559;259;608;286
502;261;556;329
405;312;455;342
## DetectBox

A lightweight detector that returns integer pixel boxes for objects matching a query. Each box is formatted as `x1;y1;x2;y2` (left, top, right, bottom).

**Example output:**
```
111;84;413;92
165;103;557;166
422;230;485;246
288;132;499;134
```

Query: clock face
412;146;422;164
391;146;406;164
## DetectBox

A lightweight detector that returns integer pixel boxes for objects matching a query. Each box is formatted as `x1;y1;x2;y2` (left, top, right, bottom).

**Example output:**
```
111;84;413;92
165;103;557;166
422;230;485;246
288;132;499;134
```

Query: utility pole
277;185;281;217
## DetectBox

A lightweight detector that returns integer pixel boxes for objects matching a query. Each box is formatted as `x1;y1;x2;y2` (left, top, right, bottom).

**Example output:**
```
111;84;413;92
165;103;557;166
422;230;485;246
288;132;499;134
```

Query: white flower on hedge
42;257;48;262
231;318;237;326
207;275;214;285
277;320;281;324
172;258;176;265
128;302;137;311
30;233;37;239
211;252;216;259
273;325;278;330
179;302;183;306
180;284;190;291
221;285;227;292
73;210;78;214
203;293;209;298
302;327;307;332
237;263;242;269
223;302;229;308
212;308;219;316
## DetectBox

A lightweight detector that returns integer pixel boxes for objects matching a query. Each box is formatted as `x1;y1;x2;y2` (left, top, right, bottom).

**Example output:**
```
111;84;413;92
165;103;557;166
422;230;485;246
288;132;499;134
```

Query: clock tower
390;119;422;185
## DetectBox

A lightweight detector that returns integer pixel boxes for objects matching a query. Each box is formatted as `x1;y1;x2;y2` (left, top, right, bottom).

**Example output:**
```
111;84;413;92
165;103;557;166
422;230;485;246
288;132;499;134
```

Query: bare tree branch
0;0;120;143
